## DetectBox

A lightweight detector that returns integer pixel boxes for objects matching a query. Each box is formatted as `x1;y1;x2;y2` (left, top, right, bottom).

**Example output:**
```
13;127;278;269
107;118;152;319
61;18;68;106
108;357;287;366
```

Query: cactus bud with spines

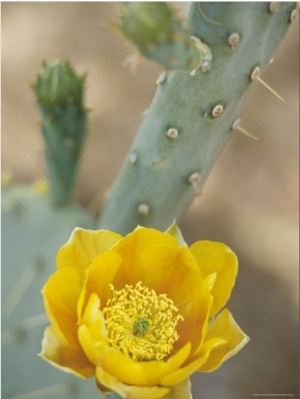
98;2;297;235
32;60;87;206
118;2;209;73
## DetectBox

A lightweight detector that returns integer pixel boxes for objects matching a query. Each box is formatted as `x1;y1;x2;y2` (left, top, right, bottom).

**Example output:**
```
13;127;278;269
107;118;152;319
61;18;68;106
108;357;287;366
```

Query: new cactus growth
32;60;87;206
98;2;297;235
118;2;210;73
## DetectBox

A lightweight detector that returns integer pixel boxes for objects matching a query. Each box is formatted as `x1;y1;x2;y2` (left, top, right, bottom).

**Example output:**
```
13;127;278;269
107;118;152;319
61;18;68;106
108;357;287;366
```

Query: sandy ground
2;3;299;399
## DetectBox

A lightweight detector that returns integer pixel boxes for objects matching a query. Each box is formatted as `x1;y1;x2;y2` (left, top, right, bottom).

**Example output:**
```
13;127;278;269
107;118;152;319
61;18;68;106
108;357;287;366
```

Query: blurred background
2;3;299;399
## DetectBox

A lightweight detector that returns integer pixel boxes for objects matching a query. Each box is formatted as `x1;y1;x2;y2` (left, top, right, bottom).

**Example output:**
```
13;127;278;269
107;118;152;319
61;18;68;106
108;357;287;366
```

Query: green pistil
133;317;150;337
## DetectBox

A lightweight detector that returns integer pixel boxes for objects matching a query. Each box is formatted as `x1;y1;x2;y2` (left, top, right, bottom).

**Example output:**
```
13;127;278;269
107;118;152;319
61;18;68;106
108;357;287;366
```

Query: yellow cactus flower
40;223;249;399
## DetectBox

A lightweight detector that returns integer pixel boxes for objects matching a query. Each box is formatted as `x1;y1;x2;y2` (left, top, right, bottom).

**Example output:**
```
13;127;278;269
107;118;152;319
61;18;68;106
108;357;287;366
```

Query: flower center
133;317;150;337
103;282;183;361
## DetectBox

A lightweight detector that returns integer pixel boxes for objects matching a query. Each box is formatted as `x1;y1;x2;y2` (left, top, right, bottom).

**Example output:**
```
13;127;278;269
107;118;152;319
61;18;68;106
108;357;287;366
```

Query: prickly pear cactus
99;2;297;235
1;3;298;399
1;183;98;398
1;61;99;399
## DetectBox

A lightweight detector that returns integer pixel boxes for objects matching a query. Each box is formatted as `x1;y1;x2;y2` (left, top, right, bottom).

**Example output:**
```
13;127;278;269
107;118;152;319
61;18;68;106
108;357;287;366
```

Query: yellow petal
161;352;208;386
42;267;81;346
112;237;203;314
175;273;213;357
78;324;106;366
102;343;191;386
79;316;191;386
96;367;170;399
111;227;178;281
40;325;94;378
112;243;203;309
111;240;207;357
162;337;225;386
56;227;122;276
138;245;203;307
77;251;122;320
80;293;109;344
189;241;238;316
198;309;250;372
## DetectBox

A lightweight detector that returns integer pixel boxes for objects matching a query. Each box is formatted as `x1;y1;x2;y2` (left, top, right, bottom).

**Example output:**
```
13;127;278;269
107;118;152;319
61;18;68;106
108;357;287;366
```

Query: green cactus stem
98;2;297;235
32;60;87;206
118;2;210;73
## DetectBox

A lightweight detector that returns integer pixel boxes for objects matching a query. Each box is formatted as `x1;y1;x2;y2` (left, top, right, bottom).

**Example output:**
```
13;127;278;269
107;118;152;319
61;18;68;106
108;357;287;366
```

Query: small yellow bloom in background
40;222;249;399
31;178;49;196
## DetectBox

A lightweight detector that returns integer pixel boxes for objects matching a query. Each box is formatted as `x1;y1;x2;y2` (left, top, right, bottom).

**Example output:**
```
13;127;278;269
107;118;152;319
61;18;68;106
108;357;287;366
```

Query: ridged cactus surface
98;2;297;235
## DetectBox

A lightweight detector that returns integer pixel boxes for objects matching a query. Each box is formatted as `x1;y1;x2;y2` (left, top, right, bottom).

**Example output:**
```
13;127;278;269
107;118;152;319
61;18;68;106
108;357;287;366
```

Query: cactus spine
98;2;297;235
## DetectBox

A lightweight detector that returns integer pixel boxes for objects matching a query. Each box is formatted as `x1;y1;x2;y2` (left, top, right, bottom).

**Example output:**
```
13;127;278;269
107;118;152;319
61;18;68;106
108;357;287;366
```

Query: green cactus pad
1;183;99;398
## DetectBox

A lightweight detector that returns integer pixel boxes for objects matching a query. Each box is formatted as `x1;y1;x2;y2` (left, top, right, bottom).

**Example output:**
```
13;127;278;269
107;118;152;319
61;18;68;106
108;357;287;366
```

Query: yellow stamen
103;282;183;362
